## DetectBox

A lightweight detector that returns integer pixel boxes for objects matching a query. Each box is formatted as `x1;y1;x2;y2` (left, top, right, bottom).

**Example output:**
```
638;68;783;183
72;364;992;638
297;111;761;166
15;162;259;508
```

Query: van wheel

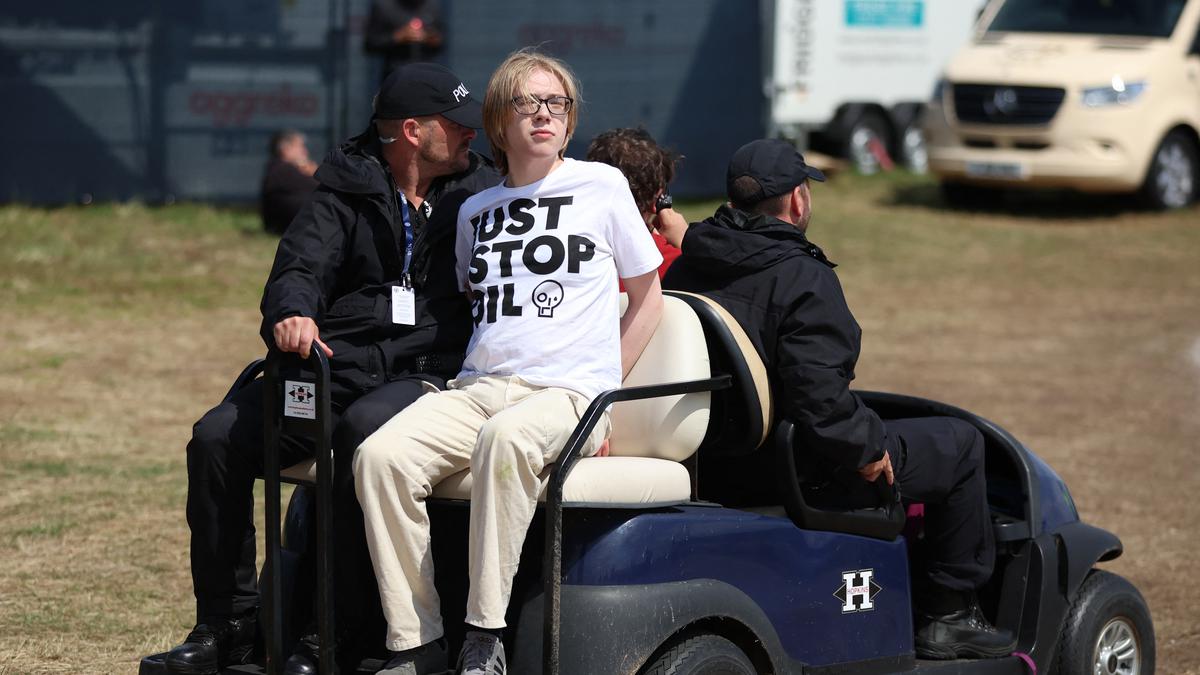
1141;129;1198;209
1054;570;1155;675
641;633;756;675
900;122;928;174
845;110;892;175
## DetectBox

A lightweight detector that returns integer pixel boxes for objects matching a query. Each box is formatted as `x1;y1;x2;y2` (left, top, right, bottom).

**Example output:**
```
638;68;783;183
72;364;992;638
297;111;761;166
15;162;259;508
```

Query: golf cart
140;291;1153;674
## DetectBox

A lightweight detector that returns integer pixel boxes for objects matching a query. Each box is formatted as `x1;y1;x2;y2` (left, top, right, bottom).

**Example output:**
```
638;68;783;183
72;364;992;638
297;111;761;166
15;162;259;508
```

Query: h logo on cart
835;569;880;613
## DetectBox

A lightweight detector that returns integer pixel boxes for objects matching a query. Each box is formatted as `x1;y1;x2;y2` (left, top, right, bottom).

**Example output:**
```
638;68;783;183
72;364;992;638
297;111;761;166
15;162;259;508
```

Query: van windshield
987;0;1186;38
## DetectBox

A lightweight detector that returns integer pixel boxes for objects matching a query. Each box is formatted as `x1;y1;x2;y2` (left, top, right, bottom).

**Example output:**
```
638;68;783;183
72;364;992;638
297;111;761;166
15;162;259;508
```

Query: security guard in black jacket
664;139;1015;661
167;64;500;675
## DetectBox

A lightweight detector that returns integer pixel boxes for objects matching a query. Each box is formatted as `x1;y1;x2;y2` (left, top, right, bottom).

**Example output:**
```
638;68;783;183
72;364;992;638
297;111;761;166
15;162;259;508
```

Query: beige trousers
353;374;610;651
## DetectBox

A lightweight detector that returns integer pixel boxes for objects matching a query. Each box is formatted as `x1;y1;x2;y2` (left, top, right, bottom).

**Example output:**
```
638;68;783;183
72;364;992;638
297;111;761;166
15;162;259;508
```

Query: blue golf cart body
140;291;1151;675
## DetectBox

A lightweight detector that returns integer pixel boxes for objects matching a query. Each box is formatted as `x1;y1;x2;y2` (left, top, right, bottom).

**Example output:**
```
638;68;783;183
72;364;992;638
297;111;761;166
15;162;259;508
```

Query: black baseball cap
726;139;826;207
373;63;483;129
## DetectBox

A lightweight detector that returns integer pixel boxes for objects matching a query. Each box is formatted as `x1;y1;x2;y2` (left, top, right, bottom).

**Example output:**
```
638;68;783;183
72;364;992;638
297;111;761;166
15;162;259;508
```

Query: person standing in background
365;0;445;82
260;129;319;235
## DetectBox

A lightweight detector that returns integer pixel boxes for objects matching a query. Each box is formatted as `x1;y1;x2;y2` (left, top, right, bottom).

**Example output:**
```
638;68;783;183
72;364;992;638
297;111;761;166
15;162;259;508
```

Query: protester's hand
652;208;689;249
858;451;894;485
273;316;333;359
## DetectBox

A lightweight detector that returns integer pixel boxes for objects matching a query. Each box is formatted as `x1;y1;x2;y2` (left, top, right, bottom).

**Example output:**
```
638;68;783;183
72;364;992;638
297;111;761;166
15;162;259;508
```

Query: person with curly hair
586;127;687;280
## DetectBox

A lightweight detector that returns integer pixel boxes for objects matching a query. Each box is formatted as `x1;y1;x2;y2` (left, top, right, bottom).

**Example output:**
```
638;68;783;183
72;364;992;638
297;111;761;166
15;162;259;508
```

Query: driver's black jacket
259;128;500;404
663;205;886;470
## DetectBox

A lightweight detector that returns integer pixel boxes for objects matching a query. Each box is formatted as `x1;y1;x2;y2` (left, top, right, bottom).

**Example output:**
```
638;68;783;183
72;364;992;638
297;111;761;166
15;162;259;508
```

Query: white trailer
763;0;982;172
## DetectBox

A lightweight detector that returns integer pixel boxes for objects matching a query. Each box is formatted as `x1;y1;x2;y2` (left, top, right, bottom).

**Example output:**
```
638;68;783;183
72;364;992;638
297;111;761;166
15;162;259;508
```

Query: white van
924;0;1200;208
764;0;983;173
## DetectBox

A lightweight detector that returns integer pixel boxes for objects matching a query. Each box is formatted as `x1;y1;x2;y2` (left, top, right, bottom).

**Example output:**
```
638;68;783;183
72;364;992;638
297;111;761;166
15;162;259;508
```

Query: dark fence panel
0;0;349;204
0;0;760;204
446;0;763;199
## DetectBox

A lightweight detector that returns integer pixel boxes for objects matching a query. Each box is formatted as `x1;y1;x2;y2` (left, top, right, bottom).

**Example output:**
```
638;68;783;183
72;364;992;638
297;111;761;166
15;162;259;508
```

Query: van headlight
1081;77;1147;107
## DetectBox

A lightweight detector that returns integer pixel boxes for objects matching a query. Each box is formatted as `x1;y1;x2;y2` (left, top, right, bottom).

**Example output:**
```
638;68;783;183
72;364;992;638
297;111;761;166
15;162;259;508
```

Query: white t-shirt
454;158;662;399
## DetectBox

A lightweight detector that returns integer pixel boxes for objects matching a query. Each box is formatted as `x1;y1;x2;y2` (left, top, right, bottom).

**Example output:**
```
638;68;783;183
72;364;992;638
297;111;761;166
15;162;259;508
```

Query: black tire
940;181;1005;210
1054;570;1155;675
844;110;893;175
640;633;757;675
1140;129;1198;210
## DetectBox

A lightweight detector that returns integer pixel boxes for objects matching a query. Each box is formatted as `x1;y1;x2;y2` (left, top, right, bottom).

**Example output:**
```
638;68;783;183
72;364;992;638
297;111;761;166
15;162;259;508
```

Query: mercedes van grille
952;84;1066;126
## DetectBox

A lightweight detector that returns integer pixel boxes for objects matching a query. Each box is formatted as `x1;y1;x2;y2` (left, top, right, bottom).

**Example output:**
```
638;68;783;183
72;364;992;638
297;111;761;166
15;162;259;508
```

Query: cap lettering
452;83;469;102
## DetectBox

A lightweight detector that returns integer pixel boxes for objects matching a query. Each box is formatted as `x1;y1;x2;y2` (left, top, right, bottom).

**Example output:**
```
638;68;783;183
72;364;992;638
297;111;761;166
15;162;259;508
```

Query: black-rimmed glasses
511;95;573;116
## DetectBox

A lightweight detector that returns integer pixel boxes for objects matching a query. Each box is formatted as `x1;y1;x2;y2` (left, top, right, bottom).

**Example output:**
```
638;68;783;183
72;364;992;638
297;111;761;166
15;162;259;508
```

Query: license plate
965;162;1029;180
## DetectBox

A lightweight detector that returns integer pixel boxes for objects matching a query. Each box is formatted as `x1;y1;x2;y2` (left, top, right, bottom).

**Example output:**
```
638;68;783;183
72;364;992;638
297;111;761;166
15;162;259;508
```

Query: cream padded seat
283;295;713;506
430;456;692;507
282;455;692;507
431;293;712;506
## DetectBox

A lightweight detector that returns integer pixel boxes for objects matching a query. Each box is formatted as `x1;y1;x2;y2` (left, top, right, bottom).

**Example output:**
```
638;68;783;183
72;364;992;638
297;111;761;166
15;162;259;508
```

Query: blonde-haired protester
354;48;664;675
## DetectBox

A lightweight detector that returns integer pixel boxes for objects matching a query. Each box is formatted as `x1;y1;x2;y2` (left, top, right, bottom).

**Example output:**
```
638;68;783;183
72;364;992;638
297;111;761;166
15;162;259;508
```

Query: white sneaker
456;631;506;675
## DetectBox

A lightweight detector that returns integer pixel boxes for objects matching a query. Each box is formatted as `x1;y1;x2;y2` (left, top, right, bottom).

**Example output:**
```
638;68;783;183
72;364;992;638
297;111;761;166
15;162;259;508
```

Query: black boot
915;591;1015;660
165;612;256;675
283;632;324;675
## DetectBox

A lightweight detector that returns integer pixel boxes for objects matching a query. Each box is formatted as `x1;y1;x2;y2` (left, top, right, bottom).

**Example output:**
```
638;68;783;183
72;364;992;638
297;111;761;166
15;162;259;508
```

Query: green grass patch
0;425;62;445
38;354;68;369
10;520;73;540
124;463;175;480
14;460;71;477
0;203;277;315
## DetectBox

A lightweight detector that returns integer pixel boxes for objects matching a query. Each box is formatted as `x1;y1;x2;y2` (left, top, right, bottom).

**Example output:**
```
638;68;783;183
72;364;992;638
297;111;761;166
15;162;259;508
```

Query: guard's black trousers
185;375;435;636
884;417;994;594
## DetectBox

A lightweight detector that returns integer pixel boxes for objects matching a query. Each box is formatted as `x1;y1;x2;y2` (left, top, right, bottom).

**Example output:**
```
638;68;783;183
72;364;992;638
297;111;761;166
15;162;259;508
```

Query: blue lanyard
398;191;414;286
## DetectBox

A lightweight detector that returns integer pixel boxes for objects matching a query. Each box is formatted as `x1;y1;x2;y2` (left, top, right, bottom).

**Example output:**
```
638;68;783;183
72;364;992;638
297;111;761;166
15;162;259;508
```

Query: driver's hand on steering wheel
858;450;894;485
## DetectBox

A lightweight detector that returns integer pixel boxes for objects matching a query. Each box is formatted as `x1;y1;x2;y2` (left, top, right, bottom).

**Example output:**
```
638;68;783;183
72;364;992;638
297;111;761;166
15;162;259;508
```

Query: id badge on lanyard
392;192;417;326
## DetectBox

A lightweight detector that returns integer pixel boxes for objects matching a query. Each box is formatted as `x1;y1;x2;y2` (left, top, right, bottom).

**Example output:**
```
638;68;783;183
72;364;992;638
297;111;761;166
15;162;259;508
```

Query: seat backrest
666;291;773;456
609;294;712;462
662;292;905;538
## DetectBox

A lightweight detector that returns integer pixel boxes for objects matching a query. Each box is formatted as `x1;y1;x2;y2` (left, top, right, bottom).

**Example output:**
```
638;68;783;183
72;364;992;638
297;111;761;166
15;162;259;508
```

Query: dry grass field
1;174;1198;673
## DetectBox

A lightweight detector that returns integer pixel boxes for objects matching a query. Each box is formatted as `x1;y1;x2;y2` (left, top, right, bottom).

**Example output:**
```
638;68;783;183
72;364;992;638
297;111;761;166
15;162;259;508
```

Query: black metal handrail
541;375;732;675
222;359;265;404
262;348;335;675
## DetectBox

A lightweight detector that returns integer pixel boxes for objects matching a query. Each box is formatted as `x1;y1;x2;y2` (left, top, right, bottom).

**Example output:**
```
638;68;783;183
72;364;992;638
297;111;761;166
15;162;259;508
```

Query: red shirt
620;231;680;291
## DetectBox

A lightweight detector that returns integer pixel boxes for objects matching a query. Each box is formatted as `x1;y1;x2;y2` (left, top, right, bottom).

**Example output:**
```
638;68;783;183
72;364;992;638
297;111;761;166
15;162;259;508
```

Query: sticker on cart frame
284;380;317;419
834;568;881;613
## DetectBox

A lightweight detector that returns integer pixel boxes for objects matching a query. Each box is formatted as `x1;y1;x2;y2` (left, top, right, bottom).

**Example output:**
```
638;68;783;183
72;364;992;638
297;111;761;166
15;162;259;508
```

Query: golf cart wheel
1054;570;1155;675
641;633;756;675
1140;129;1198;209
845;110;892;175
